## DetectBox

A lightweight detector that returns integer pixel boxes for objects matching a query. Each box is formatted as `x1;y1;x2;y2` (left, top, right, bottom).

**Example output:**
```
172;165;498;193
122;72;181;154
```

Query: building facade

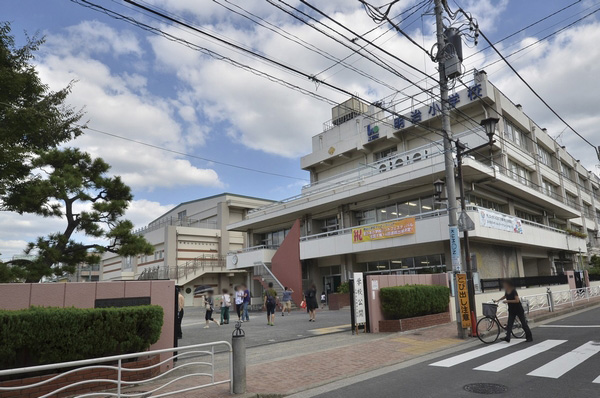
227;71;599;300
100;193;272;306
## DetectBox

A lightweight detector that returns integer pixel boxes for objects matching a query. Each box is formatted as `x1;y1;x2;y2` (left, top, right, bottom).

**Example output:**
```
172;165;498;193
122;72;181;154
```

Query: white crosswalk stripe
431;339;600;384
429;340;523;368
528;341;600;379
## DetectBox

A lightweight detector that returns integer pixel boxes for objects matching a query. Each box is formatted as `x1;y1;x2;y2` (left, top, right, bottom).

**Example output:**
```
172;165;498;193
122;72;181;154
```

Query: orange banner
352;218;416;244
457;273;471;329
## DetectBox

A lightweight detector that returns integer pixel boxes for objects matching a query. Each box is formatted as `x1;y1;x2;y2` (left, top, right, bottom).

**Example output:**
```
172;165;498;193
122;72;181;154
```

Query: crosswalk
430;339;600;384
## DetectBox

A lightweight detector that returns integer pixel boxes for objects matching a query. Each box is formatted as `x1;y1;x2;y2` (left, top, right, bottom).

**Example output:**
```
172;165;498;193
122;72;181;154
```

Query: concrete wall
271;219;303;305
366;273;448;333
0;280;175;371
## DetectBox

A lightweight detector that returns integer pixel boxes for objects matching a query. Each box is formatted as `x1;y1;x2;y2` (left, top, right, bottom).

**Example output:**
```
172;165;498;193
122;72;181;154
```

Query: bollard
231;321;246;394
546;288;554;312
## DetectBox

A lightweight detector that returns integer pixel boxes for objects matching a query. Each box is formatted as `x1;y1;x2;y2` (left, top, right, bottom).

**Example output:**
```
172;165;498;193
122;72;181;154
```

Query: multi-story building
100;193;272;306
227;71;599;301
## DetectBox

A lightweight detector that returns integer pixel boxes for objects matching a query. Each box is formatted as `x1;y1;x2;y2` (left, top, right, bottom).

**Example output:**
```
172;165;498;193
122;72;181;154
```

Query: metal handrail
254;261;284;291
0;341;233;397
228;245;279;254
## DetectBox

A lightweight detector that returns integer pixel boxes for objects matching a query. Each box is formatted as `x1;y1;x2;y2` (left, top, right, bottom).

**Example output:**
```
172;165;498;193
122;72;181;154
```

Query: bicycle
476;301;527;344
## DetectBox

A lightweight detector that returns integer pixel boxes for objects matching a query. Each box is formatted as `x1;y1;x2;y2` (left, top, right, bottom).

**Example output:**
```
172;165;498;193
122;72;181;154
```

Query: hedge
380;285;450;320
0;305;163;370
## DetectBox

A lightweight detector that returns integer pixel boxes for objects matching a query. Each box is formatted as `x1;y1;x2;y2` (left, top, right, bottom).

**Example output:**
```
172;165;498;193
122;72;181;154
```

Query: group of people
205;284;251;328
262;283;326;325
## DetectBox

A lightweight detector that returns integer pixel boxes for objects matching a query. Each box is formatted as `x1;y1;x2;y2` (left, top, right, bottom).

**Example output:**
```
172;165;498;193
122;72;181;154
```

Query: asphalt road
312;307;600;398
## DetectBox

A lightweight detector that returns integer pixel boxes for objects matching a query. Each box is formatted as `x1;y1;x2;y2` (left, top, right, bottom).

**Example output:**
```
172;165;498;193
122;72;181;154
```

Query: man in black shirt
495;279;533;342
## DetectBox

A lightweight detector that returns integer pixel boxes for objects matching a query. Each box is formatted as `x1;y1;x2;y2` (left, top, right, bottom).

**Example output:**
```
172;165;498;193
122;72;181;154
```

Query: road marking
528;341;600;379
308;324;351;335
474;340;566;372
593;375;600;384
429;340;523;368
538;325;600;328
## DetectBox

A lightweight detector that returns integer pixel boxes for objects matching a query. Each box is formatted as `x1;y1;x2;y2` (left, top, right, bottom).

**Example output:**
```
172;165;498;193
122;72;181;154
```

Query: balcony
134;216;218;235
299;207;586;260
226;245;279;270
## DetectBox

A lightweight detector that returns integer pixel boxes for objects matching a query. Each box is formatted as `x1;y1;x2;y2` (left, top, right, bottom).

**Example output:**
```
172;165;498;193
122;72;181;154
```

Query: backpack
266;290;277;305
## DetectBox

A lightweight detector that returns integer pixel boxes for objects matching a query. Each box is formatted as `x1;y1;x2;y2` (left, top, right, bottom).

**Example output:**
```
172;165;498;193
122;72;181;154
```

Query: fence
494;286;600;319
0;341;232;398
137;255;226;281
481;275;568;292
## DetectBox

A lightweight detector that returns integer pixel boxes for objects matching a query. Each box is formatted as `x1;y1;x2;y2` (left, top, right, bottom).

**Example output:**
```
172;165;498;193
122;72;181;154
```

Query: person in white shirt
235;285;245;322
220;289;231;325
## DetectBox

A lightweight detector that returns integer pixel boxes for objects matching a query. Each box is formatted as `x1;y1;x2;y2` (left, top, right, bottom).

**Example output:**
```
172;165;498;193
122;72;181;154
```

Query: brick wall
379;311;451;333
0;355;159;398
328;293;350;310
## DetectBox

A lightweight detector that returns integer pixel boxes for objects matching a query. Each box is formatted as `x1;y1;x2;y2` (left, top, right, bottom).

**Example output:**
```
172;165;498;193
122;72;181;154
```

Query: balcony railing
228;245;279;255
300;206;574;242
134;217;218;235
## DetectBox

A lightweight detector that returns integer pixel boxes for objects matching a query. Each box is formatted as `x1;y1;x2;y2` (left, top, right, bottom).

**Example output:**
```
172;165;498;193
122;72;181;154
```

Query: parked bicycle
476;302;527;344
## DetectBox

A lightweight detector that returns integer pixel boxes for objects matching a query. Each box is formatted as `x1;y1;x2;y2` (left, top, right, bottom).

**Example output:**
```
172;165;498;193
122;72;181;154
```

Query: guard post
232;321;246;394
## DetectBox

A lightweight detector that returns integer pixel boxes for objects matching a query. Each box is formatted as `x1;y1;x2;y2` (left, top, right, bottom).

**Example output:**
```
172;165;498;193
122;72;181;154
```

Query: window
560;163;571;179
177;210;187;221
504;119;528;150
321;217;339;233
515;210;542;224
566;194;579;210
356;209;376;225
377;204;398;221
508;160;531;186
583;204;594;219
374;147;397;161
466;194;507;213
537;145;552;167
542;180;557;199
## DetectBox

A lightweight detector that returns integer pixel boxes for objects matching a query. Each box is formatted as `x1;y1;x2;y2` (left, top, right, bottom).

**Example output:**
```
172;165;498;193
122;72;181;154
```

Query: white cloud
37;21;224;190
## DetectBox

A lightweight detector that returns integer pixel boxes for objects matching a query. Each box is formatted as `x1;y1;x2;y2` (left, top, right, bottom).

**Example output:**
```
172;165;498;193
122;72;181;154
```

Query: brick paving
117;322;464;397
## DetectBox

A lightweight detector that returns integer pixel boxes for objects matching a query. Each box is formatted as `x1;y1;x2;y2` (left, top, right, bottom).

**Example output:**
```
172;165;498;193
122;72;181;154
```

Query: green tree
589;255;600;276
2;148;155;283
0;22;84;194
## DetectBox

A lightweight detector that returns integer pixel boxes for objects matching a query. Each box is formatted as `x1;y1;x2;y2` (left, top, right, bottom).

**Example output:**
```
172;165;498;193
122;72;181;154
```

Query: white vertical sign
353;272;366;324
449;226;462;272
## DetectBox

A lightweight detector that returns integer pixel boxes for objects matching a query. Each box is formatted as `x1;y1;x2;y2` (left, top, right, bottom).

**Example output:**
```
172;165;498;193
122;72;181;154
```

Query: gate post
232;322;246;394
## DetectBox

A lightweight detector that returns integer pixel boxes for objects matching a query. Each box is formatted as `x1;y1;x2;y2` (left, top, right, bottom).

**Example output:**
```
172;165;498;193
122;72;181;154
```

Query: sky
1;0;600;259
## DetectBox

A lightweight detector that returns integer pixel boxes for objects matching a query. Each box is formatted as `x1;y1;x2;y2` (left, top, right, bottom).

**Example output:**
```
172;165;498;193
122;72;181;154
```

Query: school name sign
352;218;416;244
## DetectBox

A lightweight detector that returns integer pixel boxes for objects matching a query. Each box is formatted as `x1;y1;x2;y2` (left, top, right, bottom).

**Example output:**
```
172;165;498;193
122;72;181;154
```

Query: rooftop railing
134;217;218;235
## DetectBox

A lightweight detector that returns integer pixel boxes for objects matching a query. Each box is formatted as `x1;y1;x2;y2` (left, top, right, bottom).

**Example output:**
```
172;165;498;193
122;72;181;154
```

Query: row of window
356;196;438;225
256;229;290;247
504;119;529;151
355;254;447;274
464;194;507;213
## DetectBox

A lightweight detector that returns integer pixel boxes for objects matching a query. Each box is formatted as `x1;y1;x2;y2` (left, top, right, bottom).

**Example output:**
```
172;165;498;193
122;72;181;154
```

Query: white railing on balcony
0;341;232;397
299;206;576;242
228;245;280;255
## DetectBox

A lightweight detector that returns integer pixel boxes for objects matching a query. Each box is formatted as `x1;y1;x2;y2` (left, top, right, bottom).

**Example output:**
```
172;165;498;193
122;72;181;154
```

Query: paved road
312;307;600;398
179;306;351;350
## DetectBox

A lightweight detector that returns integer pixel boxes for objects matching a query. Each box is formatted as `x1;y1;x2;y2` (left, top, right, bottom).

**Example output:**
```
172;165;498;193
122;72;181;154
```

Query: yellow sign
352;218;416;244
457;273;471;329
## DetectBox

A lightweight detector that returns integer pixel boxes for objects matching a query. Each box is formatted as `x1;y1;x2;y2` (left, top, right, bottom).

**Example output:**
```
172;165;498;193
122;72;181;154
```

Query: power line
81;125;309;181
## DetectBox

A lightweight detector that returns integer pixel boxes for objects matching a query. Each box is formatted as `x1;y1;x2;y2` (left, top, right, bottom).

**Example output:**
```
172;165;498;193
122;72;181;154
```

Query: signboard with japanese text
456;273;471;329
352;218;415;244
449;226;462;272
353;272;366;325
478;209;523;234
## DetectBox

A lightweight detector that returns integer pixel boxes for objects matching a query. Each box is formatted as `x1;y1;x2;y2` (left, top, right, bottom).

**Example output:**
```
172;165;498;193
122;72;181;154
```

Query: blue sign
411;109;422;123
393;117;405;129
448;93;460;108
367;124;380;142
467;83;482;101
449;226;462;272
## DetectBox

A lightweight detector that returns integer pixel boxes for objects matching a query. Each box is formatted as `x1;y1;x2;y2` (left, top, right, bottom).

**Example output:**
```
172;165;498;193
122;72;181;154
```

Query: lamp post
456;117;498;328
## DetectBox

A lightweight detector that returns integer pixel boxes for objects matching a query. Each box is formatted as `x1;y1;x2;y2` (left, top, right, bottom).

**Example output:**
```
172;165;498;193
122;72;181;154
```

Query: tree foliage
0;22;84;192
2;148;155;282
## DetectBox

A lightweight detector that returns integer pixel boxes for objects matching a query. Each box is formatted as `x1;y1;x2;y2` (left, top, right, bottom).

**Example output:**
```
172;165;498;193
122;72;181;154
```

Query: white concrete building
227;71;599;297
100;193;272;306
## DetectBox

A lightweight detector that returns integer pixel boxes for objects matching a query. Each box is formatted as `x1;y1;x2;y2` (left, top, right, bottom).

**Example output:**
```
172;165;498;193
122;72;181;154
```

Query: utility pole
434;0;465;339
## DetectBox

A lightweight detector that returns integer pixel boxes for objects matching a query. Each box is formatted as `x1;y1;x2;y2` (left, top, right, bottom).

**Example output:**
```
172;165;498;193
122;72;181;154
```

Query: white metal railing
0;341;232;398
134;217;218;235
228;244;280;255
492;286;600;320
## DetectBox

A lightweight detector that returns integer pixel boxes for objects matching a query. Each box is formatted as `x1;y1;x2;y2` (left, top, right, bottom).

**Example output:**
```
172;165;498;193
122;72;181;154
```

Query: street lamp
433;179;445;200
480;117;499;141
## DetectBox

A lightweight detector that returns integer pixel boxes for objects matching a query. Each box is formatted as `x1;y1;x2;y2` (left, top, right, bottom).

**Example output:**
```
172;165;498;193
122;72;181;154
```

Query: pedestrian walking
495;279;533;342
220;288;231;325
281;286;294;316
263;282;278;326
305;284;318;322
176;289;184;339
235;285;244;322
203;291;220;329
320;291;327;309
242;284;251;322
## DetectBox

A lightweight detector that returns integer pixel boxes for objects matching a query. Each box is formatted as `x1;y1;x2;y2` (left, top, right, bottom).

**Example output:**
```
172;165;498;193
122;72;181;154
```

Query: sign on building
352;218;416;244
478;209;523;234
456;273;471;329
353;272;366;325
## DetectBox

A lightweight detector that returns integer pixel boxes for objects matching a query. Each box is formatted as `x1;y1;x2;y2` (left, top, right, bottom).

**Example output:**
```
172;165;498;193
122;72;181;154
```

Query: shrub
380;285;450;320
0;305;163;370
337;282;350;294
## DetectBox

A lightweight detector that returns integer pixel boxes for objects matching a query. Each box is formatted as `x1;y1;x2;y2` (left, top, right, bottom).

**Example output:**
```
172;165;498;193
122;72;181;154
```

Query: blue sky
2;0;600;258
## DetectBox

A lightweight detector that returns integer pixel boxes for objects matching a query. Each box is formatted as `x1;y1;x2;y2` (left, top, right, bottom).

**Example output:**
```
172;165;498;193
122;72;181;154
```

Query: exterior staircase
138;254;227;285
252;262;297;310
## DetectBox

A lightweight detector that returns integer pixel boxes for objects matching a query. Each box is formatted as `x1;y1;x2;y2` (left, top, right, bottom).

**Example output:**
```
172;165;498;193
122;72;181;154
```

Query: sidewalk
118;322;465;398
